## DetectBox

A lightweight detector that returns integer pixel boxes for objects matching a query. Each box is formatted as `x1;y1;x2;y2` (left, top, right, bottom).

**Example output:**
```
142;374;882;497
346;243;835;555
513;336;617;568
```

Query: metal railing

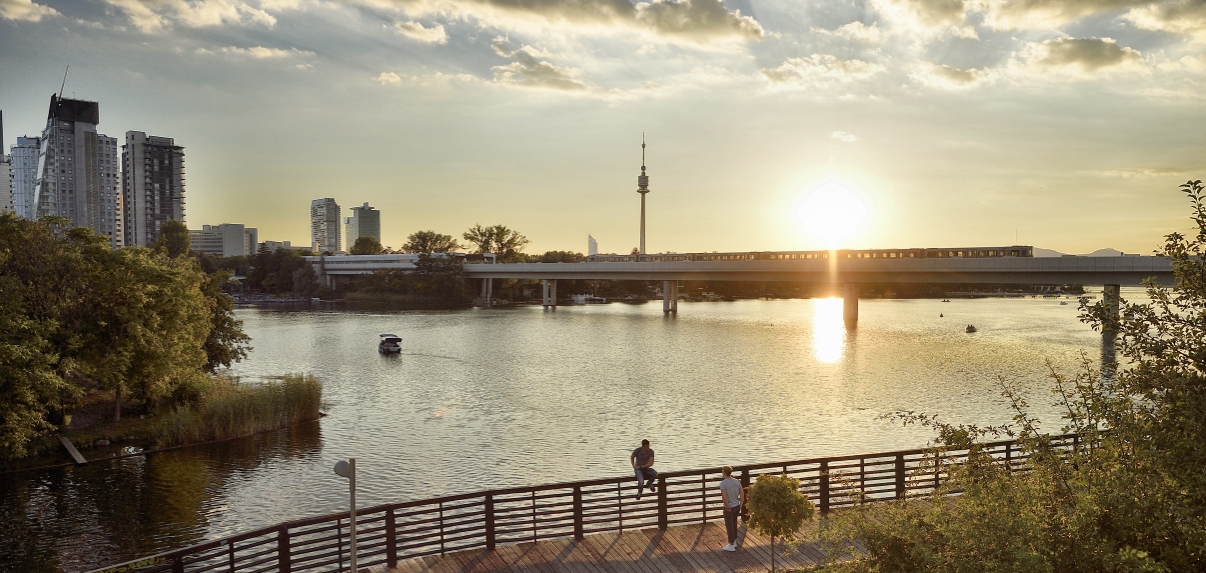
88;434;1076;573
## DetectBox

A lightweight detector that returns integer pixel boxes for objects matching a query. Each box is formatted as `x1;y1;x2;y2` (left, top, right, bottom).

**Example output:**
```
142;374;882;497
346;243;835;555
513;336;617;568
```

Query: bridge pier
662;281;678;313
482;278;493;308
1103;283;1121;332
844;282;858;327
542;280;557;308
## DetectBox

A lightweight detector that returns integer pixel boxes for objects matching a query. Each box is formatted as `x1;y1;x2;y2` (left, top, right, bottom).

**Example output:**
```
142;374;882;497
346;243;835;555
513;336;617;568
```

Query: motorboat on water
965;325;977;333
378;333;402;354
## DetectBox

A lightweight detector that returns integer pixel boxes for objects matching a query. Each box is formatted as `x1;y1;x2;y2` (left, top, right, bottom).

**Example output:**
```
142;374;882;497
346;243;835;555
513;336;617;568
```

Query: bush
151;374;323;448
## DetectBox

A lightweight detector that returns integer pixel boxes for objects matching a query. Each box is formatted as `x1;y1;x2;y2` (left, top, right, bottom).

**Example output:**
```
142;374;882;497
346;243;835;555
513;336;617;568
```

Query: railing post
573;487;584;540
740;470;751;523
277;525;291;573
819;461;830;516
1005;443;1012;472
485;494;496;550
895;454;906;499
173;557;183;573
386;506;398;568
657;475;668;530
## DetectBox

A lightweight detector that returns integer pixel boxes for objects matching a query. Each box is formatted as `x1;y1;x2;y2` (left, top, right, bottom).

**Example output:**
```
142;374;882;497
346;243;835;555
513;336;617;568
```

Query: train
585;246;1034;263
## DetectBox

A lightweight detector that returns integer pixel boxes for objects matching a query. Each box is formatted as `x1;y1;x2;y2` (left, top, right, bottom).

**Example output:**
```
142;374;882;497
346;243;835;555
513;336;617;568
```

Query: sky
2;0;1205;255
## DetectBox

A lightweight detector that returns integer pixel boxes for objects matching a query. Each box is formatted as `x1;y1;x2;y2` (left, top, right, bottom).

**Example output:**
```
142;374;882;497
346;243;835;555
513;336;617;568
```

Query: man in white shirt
718;466;743;552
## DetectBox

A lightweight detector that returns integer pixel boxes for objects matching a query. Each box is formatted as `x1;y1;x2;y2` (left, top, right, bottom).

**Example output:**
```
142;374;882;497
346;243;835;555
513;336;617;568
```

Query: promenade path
386;520;832;573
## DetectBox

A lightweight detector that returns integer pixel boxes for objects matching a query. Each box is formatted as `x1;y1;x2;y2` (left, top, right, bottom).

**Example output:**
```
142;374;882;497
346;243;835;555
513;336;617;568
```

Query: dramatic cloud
0;0;58;21
375;71;403;84
872;0;966;30
831;131;860;142
912;62;984;88
491;38;588;90
813;21;886;43
976;0;1150;30
1018;37;1142;75
760;54;885;89
633;0;763;41
395;20;449;43
102;0;276;33
1125;1;1206;40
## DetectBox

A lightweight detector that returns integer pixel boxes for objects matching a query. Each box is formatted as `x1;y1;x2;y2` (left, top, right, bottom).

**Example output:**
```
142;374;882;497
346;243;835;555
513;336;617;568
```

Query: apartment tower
123;131;185;247
310;198;341;254
345;202;380;248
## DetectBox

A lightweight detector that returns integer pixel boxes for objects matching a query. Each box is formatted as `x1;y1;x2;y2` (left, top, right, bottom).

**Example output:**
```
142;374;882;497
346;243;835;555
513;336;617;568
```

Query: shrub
151;374;322;448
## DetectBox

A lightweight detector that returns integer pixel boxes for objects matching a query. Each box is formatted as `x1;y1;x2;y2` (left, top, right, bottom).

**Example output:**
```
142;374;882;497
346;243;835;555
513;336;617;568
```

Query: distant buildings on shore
189;223;258;258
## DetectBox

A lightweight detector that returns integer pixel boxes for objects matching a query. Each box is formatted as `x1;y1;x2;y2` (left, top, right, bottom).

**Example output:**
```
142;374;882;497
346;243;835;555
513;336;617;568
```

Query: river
0;293;1125;572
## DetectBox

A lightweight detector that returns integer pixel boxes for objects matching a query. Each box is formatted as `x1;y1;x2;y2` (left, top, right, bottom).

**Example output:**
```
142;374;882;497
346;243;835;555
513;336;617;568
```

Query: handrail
86;434;1077;573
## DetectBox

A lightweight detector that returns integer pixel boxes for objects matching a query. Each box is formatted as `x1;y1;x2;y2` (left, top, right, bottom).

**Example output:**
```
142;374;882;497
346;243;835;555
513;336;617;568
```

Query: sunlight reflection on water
812;298;846;363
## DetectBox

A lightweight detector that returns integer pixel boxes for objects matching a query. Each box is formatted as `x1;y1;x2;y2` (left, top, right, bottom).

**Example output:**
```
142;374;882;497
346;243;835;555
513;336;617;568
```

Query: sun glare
797;183;868;248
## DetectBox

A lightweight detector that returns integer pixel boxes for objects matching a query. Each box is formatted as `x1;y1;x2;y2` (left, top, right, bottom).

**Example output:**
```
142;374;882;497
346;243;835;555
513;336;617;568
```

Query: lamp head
334;460;352;478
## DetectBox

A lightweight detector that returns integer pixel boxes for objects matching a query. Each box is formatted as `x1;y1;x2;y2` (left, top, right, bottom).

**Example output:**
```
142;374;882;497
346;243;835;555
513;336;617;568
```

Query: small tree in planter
747;474;815;573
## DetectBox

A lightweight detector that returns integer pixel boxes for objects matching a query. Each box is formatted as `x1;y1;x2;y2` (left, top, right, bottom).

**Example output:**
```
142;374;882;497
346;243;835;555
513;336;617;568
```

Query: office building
0;111;9;214
345;202;380;248
124;131;185;247
310;198;340;254
588;235;598;256
189;223;258;257
10;136;40;219
34;95;123;247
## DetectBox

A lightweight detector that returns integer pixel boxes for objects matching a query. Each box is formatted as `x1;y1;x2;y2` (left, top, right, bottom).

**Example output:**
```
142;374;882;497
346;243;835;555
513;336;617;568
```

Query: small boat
941;299;951;303
965;325;977;333
378;333;402;354
1059;301;1068;305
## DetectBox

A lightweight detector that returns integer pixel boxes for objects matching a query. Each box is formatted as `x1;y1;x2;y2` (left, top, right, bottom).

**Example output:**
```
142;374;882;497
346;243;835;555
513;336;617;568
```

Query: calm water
1;294;1124;572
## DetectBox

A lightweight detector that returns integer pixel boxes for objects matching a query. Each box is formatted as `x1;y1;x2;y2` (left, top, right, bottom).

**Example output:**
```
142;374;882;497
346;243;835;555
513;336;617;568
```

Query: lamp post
334;458;357;573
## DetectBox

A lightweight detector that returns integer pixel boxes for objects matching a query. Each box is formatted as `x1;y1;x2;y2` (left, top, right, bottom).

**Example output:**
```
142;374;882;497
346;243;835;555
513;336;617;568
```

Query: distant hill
1034;248;1066;257
1034;247;1137;257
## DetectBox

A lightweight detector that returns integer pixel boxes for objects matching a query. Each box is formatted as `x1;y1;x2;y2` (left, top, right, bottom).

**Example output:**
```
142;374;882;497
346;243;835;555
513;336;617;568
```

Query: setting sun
796;183;869;247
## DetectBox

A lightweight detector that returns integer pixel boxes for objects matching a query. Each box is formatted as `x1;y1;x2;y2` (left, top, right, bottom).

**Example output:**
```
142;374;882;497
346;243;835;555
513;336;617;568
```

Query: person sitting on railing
718;466;743;552
631;439;658;499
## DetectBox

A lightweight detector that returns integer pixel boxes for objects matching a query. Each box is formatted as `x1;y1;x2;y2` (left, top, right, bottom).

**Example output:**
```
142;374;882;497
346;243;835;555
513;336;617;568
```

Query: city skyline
3;1;1206;255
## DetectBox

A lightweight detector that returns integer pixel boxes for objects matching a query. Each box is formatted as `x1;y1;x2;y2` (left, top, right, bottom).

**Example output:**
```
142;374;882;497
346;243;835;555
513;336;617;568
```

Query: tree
747;474;814;573
463;224;529;263
537;251;585;263
200;271;251;372
402;230;461;254
154;220;191;258
350;236;384;255
631;247;640;255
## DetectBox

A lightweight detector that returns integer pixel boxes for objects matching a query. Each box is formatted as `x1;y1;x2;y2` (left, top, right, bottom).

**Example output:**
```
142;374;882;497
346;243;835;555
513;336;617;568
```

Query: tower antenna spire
641;133;645;170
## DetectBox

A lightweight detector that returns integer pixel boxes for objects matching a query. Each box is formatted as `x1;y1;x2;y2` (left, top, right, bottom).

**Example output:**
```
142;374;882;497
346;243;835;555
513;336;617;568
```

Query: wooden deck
386;521;829;573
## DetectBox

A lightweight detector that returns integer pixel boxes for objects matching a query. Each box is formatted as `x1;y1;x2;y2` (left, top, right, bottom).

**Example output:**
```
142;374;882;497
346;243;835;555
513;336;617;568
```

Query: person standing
631;439;657;499
718;466;743;552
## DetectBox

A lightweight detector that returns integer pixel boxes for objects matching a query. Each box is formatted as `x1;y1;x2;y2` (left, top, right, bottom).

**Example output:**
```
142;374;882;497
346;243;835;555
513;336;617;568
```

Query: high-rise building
345;202;380;248
10;136;40;219
123;131;185;247
33;95;123;247
588;235;598;256
310;198;340;254
189;223;258;257
0;111;9;214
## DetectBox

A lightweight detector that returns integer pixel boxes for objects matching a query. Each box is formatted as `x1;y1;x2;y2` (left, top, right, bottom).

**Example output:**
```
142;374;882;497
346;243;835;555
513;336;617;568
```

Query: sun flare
797;183;868;248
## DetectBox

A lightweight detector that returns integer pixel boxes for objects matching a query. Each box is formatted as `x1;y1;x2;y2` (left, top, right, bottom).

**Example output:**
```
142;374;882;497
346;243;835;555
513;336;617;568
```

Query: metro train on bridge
585;245;1034;263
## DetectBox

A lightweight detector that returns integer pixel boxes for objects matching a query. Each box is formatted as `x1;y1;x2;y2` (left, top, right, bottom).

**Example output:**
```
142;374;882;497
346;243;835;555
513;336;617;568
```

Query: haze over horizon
2;0;1204;255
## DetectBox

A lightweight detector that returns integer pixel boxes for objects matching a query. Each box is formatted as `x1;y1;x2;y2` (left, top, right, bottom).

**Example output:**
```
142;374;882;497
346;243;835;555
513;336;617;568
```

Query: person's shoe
649;484;657;492
635;492;642;500
722;544;736;552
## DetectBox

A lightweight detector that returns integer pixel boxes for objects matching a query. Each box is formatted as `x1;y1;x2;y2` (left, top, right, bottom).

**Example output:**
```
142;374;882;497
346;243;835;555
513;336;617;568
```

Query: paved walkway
387;521;830;573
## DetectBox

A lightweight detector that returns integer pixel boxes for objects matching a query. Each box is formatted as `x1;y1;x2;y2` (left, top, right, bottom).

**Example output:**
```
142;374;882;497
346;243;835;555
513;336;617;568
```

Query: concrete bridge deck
387;521;831;573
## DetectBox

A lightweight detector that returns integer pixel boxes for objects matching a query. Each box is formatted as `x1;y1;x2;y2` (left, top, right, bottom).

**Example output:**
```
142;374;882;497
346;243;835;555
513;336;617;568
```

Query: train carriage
584;246;1033;263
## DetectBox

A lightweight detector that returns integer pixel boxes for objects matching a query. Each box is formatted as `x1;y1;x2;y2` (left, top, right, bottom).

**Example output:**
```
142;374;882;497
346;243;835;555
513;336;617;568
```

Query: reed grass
151;374;323;448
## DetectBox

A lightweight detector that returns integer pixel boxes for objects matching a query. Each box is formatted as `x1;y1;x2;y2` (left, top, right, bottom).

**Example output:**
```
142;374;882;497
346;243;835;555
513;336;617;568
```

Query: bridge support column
844;282;859;327
662;281;678;313
542;280;557;308
1103;284;1121;333
482;278;493;308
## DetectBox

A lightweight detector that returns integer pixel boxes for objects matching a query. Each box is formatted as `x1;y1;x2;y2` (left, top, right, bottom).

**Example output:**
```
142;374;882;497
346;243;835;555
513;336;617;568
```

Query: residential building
10;136;40;219
310;198;340;254
123;131;185;247
345;202;380;248
33;95;123;247
189;223;258;257
588;235;598;256
0;111;9;214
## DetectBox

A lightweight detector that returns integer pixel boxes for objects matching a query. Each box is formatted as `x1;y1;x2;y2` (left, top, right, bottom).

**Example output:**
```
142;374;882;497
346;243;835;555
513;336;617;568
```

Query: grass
150;374;323;448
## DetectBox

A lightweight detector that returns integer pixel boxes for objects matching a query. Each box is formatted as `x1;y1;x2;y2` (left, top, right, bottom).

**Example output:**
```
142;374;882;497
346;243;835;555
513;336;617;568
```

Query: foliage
350;236;384;255
200;271;251;372
463;223;529;262
817;181;1206;573
355;253;470;305
154;220;191;258
150;374;322;448
747;474;814;573
536;250;585;263
402;230;461;254
246;246;311;294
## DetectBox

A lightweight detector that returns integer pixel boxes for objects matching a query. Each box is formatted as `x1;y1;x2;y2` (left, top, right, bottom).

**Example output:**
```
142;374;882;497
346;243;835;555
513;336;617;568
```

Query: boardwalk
386;521;829;573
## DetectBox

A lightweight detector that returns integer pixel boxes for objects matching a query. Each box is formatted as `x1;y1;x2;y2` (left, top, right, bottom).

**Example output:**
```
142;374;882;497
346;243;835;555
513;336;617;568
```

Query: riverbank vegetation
812;181;1206;572
151;374;322;448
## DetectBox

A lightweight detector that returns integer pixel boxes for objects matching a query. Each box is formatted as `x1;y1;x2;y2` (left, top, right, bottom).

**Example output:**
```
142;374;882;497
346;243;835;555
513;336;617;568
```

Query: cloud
634;0;763;42
975;0;1150;31
395;20;449;43
0;0;58;21
872;0;967;30
102;0;276;33
831;131;859;142
760;54;886;89
1099;167;1184;178
198;45;316;58
1125;1;1206;41
813;21;886;43
912;62;985;88
1018;37;1142;75
491;38;588;90
375;71;403;84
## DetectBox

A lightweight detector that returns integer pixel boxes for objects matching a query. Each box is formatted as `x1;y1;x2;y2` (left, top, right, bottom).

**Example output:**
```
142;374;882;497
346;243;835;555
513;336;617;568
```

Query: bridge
304;254;1173;325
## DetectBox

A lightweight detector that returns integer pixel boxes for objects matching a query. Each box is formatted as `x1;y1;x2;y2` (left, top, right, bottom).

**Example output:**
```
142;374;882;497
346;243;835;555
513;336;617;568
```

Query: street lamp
334;458;357;573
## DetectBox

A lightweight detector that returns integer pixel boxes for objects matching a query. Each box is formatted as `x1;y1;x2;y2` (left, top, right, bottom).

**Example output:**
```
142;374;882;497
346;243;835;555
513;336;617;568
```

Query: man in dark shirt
630;439;658;499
